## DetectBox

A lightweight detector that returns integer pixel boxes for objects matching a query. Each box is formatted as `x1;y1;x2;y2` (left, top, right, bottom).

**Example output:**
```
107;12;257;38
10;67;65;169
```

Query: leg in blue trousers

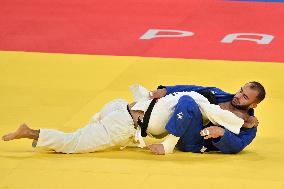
165;95;205;152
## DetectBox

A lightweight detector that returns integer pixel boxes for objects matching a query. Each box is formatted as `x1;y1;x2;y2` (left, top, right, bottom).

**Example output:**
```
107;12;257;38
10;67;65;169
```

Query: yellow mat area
0;51;283;189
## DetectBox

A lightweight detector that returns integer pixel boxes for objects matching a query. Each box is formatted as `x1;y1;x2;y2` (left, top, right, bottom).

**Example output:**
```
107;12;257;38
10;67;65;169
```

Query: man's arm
162;85;216;95
202;126;257;154
151;85;215;97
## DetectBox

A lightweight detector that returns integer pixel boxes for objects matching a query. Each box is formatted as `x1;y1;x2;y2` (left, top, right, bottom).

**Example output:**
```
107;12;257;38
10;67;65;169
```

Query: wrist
162;88;167;96
219;128;225;137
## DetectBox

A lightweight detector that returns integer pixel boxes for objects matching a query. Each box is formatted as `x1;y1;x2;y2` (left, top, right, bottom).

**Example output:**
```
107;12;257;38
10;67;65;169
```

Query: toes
2;135;9;141
2;133;14;141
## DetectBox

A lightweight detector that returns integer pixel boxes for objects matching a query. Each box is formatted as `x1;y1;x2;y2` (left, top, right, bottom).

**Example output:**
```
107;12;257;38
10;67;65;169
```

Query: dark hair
248;81;266;103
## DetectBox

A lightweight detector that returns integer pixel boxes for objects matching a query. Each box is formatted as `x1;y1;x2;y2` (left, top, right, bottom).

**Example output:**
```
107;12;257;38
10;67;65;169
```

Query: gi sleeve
162;134;180;154
158;85;235;104
212;127;257;154
159;85;215;95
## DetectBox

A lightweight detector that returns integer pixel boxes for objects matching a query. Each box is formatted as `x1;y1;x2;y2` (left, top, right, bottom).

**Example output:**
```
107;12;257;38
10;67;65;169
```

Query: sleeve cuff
162;134;180;154
164;86;176;95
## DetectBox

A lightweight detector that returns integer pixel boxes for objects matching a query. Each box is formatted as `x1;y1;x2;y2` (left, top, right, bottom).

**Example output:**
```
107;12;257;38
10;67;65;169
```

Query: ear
249;103;257;109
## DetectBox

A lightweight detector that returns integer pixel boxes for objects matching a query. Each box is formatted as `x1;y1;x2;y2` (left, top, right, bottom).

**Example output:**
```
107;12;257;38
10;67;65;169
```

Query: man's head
231;81;266;110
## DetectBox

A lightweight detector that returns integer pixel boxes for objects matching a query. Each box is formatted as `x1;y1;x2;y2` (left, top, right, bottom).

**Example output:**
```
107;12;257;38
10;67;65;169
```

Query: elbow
223;149;242;154
221;144;245;154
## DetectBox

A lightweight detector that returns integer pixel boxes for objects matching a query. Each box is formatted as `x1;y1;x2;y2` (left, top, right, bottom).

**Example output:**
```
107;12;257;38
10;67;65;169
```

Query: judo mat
0;0;284;189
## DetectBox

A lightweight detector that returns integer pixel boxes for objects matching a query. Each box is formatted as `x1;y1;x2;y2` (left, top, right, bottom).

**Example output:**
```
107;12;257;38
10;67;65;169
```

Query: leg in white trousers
34;99;136;153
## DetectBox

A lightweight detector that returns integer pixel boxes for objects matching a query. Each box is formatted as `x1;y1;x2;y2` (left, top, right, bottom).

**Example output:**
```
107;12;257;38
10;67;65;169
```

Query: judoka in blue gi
148;81;266;155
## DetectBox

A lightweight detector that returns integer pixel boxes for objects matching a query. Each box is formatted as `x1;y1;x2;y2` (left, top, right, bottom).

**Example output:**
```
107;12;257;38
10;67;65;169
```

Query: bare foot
2;124;38;141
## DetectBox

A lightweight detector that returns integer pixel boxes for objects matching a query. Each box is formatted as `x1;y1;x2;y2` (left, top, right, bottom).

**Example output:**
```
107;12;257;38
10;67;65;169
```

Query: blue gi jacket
161;85;257;154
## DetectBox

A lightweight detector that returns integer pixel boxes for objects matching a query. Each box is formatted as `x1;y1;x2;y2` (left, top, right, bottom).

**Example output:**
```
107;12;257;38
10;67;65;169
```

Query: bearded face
232;84;259;110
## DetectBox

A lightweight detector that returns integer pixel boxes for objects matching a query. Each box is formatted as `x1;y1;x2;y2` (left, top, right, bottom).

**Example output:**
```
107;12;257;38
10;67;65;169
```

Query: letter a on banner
221;33;274;44
140;29;194;40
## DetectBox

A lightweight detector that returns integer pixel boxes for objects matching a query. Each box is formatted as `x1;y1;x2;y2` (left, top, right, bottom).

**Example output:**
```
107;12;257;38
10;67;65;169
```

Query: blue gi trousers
165;95;205;152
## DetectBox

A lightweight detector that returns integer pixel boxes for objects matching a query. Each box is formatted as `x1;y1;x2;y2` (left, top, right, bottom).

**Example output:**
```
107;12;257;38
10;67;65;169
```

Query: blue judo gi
160;85;257;154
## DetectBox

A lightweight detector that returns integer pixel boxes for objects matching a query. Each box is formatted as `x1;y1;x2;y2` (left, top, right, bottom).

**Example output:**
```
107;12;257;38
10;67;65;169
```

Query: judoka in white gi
1;85;253;154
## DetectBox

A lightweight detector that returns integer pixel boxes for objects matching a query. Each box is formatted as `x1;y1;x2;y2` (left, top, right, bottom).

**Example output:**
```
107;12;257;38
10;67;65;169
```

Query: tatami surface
0;51;283;189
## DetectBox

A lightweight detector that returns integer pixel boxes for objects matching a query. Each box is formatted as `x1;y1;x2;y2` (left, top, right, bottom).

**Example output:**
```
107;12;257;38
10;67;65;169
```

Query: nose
234;93;241;99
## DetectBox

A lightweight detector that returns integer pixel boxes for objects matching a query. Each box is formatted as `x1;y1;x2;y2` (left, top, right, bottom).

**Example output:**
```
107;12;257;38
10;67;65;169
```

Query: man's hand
149;88;167;99
200;126;225;139
243;116;259;129
148;144;165;155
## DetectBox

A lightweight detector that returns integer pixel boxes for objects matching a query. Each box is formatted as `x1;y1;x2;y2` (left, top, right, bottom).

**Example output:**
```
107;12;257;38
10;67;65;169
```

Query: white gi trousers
33;99;136;153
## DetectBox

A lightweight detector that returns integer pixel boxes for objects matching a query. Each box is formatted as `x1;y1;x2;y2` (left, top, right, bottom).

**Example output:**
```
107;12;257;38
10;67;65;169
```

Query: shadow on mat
0;146;265;163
